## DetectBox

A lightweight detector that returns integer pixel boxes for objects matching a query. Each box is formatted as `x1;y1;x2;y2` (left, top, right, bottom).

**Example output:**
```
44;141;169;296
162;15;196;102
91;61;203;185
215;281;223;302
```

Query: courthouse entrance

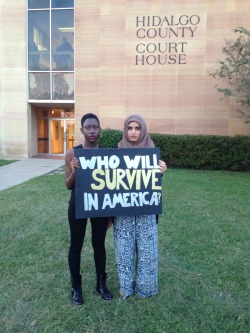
37;108;75;156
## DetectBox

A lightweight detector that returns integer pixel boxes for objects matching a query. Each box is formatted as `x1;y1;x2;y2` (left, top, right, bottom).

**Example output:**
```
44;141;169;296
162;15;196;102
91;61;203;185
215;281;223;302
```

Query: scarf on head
118;114;155;148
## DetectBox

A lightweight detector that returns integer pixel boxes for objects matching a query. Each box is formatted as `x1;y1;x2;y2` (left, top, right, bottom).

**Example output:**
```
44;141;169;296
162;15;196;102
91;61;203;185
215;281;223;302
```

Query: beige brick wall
0;0;249;158
0;0;28;158
75;0;250;144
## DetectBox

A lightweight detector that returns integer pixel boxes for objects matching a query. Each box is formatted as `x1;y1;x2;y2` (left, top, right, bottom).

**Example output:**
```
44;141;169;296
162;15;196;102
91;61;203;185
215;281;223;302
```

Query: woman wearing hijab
114;114;167;299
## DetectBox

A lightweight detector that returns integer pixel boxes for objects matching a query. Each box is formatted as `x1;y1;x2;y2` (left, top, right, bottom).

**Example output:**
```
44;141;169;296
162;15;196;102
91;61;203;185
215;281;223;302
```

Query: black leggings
68;193;109;284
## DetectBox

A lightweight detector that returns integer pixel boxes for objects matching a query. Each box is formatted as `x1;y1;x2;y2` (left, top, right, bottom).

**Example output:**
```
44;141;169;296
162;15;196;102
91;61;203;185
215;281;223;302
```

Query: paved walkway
0;158;65;191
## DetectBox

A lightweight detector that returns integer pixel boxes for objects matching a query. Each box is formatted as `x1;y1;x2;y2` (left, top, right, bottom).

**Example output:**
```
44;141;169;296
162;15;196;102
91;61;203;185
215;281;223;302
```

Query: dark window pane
28;39;40;70
28;11;50;70
52;10;74;71
52;0;74;8
29;73;50;100
52;73;74;100
28;0;50;9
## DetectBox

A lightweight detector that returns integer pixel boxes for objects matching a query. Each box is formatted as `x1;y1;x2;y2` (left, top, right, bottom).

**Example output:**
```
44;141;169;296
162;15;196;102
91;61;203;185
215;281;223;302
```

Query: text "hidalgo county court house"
0;0;249;159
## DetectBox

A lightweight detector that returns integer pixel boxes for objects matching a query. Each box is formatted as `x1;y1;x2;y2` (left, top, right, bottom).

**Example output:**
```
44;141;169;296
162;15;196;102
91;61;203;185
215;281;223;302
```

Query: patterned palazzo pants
114;215;158;298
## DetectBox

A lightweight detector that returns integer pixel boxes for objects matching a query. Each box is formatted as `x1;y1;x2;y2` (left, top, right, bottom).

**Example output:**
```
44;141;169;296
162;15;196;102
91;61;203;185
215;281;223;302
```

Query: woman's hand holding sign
70;157;80;171
158;160;167;173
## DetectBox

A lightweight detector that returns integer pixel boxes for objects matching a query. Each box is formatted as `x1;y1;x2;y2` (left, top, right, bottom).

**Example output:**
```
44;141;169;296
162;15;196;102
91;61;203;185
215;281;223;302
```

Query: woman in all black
65;113;113;305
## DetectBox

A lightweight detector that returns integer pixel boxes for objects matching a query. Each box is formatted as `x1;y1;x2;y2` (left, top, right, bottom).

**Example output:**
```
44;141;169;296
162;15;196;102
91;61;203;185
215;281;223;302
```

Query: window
52;10;74;71
51;0;74;8
28;1;74;101
28;0;50;9
28;11;50;71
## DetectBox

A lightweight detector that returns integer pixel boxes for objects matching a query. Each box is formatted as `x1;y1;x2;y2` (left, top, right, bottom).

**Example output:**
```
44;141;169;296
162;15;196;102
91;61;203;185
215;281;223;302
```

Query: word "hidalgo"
136;15;200;27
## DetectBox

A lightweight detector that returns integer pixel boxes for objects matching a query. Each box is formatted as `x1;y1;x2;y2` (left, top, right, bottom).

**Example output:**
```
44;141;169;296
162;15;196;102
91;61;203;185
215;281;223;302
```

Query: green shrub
100;128;122;148
100;129;250;171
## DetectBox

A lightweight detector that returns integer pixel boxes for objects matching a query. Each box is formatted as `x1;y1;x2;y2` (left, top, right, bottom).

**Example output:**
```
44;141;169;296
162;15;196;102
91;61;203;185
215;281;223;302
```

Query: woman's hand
70;157;79;172
158;160;167;174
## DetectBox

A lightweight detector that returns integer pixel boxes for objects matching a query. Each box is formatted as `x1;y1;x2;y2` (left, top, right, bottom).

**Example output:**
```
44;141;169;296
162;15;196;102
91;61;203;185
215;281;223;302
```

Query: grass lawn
0;160;18;167
0;169;249;333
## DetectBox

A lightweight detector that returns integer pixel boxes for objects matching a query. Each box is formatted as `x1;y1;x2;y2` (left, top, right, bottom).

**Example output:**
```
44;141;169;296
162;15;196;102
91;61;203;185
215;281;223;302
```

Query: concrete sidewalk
0;158;65;191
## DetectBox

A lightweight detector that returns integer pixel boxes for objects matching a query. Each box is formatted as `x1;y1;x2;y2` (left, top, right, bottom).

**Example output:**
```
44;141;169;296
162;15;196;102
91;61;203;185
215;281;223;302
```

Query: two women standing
65;113;167;304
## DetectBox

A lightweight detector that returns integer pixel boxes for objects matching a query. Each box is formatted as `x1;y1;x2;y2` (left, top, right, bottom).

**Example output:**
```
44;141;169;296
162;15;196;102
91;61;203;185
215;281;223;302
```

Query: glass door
49;119;75;154
66;119;75;151
50;119;64;154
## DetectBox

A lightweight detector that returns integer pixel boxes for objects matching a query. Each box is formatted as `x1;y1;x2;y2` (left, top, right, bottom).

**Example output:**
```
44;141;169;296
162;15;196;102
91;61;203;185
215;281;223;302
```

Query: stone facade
0;0;249;158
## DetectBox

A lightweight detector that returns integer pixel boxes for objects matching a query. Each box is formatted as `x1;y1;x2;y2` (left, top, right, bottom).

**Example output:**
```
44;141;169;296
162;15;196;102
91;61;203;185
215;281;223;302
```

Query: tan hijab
118;114;155;148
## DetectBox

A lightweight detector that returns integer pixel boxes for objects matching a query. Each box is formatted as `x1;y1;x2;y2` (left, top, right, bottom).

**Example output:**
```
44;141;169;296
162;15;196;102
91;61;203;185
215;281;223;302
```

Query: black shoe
71;284;83;305
96;273;113;301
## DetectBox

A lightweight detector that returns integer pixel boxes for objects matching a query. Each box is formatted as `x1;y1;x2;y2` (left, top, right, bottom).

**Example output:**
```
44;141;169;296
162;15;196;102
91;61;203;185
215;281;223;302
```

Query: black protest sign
74;148;162;218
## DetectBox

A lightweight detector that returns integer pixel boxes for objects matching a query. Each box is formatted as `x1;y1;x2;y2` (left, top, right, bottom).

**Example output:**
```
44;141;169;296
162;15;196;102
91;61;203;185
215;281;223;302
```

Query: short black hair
81;113;100;127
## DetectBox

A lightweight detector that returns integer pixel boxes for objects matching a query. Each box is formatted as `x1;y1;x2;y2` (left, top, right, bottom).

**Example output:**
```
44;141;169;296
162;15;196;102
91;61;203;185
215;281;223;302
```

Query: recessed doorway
37;108;74;155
